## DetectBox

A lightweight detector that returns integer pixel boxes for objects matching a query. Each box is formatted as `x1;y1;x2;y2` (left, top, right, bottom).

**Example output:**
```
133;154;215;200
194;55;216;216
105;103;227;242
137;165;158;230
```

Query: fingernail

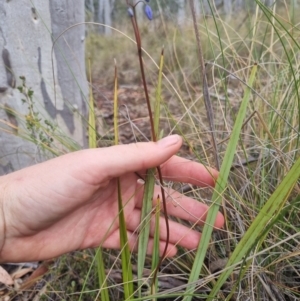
157;135;181;147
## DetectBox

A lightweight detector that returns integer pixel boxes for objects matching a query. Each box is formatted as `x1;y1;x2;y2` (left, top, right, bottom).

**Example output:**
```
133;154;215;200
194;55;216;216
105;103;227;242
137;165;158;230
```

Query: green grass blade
208;156;300;300
88;59;97;149
87;59;110;301
137;168;156;296
225;192;300;300
151;196;161;298
151;48;165;296
255;0;300;153
95;248;110;301
154;48;164;137
113;60;119;146
183;64;258;301
137;47;164;296
117;179;134;299
114;61;134;299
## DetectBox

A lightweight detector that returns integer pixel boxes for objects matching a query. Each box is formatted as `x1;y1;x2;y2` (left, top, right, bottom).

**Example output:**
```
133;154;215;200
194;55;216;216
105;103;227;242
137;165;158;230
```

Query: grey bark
177;0;186;25
0;0;88;175
86;0;95;17
97;0;112;35
223;0;232;15
104;0;112;35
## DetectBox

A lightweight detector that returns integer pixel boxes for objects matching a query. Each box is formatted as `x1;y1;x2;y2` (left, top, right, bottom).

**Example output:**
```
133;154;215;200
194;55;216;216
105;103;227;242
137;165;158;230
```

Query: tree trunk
223;0;232;16
0;0;88;174
177;0;186;26
97;0;112;35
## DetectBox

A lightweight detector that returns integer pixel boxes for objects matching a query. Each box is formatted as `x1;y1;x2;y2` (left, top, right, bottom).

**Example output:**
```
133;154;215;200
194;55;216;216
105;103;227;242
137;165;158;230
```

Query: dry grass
2;2;300;300
86;4;300;300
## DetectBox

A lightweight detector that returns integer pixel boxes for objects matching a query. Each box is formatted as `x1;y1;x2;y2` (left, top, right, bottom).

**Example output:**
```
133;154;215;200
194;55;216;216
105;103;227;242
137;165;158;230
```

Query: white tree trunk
0;0;88;174
98;0;112;35
224;0;232;14
177;0;186;26
104;0;112;35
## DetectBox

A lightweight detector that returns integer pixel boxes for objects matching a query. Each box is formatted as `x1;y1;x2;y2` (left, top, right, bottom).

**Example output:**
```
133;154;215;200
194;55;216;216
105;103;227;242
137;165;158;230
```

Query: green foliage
183;64;258;301
8;1;300;300
74;2;300;299
114;63;135;300
18;76;54;147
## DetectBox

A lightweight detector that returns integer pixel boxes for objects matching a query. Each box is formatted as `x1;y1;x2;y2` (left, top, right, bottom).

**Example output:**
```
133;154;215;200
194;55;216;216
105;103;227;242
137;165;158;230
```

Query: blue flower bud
145;0;150;2
127;7;134;18
144;4;153;20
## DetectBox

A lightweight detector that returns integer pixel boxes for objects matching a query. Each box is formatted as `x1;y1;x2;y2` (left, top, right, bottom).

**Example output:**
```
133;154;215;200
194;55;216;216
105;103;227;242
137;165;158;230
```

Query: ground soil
92;81;195;159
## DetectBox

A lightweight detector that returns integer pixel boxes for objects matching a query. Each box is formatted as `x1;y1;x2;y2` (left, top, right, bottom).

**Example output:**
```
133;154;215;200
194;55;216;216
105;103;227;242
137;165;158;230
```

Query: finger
126;209;203;250
160;156;219;187
101;229;177;257
134;183;224;229
136;156;218;188
155;187;224;229
69;135;183;184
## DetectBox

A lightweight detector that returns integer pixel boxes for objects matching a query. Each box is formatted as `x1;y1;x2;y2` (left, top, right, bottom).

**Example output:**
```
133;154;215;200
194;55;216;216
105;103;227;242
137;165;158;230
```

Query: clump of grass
87;1;300;300
4;1;299;300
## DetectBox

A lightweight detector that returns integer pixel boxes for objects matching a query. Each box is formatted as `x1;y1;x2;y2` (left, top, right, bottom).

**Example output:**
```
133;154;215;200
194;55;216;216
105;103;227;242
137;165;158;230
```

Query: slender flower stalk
126;0;169;288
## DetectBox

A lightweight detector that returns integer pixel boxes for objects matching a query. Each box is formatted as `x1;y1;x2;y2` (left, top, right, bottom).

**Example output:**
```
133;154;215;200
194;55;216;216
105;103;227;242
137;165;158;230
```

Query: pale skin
0;135;224;263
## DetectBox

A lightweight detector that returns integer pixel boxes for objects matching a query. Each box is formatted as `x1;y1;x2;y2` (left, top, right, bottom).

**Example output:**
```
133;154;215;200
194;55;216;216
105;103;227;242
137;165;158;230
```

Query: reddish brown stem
128;4;169;285
130;15;156;141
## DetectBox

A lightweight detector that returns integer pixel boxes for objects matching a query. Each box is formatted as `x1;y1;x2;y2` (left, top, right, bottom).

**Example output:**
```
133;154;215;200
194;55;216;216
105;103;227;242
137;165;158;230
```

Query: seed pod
144;4;153;20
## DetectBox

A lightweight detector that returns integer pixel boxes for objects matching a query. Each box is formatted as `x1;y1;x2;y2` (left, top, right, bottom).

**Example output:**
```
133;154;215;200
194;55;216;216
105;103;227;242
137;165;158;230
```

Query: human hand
0;135;224;263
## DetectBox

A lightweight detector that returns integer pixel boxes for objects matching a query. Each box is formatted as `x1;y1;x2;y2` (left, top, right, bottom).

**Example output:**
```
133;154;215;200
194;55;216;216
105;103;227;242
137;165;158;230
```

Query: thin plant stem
189;0;220;170
127;1;170;286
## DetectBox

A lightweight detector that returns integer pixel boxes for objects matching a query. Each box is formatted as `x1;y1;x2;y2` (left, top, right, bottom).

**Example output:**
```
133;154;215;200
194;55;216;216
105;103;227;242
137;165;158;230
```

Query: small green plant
17;76;54;148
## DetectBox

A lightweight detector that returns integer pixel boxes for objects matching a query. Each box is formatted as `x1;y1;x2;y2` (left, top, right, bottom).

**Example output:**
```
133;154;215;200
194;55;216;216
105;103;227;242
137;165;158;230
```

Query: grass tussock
85;3;300;300
2;1;300;300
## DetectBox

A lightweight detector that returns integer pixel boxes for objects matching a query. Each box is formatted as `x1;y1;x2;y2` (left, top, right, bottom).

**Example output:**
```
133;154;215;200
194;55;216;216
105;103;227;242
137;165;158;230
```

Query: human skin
0;135;224;263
